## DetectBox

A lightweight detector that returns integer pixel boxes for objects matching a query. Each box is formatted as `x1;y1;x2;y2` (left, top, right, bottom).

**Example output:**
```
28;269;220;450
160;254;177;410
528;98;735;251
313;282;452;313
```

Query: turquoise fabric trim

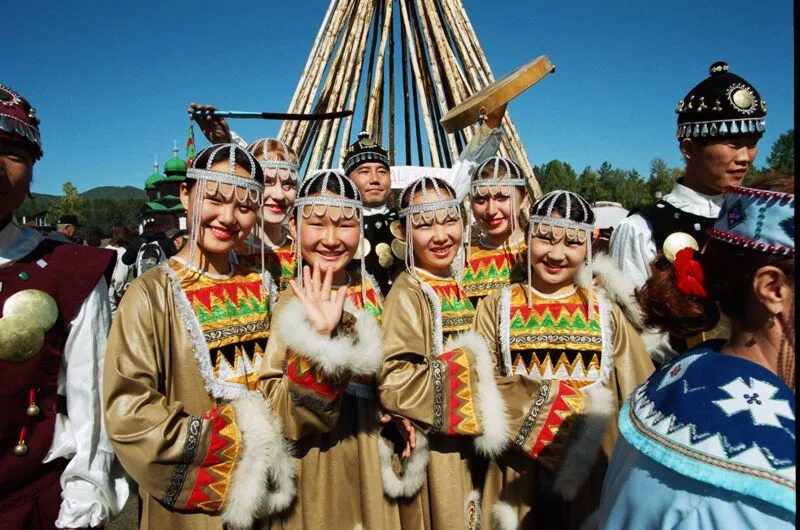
618;399;796;514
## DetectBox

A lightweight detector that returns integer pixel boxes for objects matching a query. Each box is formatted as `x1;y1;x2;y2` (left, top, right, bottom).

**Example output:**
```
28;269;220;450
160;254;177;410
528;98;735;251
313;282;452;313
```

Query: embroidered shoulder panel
425;276;475;337
462;241;526;298
621;348;796;513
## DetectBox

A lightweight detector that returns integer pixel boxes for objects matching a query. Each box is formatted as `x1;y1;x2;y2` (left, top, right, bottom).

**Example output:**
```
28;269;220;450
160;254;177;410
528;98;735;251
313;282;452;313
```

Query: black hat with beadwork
342;131;389;175
675;61;766;140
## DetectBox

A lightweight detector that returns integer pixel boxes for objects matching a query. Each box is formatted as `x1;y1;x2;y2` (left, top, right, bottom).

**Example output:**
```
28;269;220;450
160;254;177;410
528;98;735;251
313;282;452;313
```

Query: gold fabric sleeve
103;279;294;526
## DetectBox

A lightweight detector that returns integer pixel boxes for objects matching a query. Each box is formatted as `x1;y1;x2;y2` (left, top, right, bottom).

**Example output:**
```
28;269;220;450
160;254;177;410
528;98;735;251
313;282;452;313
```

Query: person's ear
288;216;297;241
752;265;791;315
179;182;191;211
679;137;697;162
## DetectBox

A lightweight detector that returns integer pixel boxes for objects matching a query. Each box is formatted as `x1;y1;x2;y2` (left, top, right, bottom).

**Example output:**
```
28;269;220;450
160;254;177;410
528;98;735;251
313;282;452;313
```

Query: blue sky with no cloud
2;0;793;195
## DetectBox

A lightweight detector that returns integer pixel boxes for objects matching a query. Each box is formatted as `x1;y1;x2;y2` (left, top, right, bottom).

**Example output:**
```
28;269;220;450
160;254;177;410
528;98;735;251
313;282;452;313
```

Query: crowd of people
0;59;793;530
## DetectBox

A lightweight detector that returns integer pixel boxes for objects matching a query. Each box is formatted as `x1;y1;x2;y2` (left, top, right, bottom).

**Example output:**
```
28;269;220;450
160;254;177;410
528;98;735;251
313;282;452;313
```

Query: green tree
534;160;578;194
766;129;794;173
48;181;85;224
577;166;602;203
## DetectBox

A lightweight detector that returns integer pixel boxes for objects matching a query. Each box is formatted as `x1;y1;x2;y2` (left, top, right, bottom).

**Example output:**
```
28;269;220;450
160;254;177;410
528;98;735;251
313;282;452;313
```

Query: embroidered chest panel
507;286;603;387
235;240;296;291
462;241;526;298
344;280;383;322
425;276;475;339
172;261;270;393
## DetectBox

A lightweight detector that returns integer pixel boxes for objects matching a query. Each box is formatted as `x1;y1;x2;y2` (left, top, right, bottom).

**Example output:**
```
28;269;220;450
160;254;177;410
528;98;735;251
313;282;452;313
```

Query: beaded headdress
246;138;299;182
468;156;528;258
342;131;390;175
527;190;596;312
183;144;264;273
0;83;42;159
397;176;463;279
676;61;766;140
709;186;794;256
293;169;367;298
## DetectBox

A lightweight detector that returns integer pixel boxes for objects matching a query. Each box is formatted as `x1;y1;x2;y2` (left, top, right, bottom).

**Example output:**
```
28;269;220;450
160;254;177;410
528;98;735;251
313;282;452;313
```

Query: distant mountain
81;186;146;200
30;186;146;201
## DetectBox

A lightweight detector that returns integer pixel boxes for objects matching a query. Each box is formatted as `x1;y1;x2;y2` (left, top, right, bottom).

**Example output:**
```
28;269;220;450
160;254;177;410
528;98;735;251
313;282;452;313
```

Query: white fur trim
585;252;645;328
445;331;509;457
377;429;429;499
464;490;482;530
491;501;518;530
552;386;615;500
586;290;615;391
273;297;383;377
222;398;295;527
498;287;513;377
418;278;444;355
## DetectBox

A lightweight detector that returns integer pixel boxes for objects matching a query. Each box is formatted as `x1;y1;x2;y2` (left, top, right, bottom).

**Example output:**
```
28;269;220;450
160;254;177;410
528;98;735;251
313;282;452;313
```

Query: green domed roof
144;160;165;189
164;144;187;179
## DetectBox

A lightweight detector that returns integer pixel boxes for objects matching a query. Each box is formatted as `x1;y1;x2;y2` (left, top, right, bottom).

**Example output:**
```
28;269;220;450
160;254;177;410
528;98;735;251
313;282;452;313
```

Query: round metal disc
3;289;59;332
440;55;555;133
0;315;45;362
391;238;407;260
355;238;371;260
389;220;404;240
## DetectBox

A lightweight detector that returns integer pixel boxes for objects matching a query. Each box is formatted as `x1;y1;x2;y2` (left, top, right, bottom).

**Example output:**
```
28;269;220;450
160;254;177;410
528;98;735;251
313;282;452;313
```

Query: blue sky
3;0;793;195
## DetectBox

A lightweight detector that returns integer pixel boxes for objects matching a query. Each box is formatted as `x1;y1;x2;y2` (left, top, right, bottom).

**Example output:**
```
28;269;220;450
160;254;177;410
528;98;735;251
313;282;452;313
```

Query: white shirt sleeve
608;214;677;365
449;123;502;202
44;278;129;528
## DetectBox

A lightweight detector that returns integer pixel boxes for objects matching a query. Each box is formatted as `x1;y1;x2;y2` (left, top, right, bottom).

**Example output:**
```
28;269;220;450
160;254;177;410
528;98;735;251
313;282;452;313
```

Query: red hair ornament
663;232;708;298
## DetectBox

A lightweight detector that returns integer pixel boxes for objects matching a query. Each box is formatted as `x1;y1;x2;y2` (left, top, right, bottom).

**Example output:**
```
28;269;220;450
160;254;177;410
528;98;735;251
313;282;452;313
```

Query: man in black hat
609;61;767;364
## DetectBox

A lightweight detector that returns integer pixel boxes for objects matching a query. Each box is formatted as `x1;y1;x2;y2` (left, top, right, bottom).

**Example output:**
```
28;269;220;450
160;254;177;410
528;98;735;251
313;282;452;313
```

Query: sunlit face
684;136;759;192
291;192;361;275
179;160;260;256
528;213;588;291
261;170;298;224
471;185;525;241
349;162;391;207
404;190;463;276
0;136;34;221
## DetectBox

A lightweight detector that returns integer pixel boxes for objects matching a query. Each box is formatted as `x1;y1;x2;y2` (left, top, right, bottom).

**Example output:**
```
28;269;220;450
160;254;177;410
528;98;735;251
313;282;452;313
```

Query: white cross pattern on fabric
713;377;795;428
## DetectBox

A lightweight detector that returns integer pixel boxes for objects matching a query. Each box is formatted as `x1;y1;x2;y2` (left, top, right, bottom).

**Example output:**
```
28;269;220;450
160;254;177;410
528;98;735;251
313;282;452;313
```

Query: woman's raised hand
288;264;347;337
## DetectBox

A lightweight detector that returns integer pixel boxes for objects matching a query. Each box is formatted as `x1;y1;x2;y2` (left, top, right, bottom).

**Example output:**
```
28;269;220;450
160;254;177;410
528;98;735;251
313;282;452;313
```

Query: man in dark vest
609;61;767;364
0;83;127;528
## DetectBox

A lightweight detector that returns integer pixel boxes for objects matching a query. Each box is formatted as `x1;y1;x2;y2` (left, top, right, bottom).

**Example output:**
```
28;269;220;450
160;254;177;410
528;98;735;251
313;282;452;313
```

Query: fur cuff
491;501;518;530
446;331;509;457
585;252;645;328
377;429;429;499
222;398;295;528
553;386;614;500
465;490;482;530
273;297;383;378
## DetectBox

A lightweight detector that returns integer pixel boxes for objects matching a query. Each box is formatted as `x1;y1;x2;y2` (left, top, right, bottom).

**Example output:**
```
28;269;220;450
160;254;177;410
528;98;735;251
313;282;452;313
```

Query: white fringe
445;331;509;458
377;429;429;499
272;297;383;377
222;398;295;527
418;278;444;355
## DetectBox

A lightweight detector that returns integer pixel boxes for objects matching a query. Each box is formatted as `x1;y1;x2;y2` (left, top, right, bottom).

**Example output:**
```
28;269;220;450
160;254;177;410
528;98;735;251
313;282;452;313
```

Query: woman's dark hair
186;144;265;189
528;190;595;225
299;171;360;200
109;225;133;247
637;173;795;337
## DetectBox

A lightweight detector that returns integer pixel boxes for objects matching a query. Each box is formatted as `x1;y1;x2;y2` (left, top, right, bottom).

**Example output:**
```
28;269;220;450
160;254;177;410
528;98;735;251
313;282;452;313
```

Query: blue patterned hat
709;186;794;256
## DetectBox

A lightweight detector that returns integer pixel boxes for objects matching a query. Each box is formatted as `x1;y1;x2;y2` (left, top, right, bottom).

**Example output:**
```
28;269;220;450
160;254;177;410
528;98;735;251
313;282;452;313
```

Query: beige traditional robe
258;273;403;530
104;261;294;530
379;271;598;530
473;284;654;529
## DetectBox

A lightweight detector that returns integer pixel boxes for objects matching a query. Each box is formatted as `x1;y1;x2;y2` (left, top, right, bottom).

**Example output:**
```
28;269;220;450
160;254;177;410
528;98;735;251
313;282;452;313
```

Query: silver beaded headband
397;176;464;280
247;138;300;180
527;190;596;314
293;170;367;299
470;156;527;191
182;143;264;277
